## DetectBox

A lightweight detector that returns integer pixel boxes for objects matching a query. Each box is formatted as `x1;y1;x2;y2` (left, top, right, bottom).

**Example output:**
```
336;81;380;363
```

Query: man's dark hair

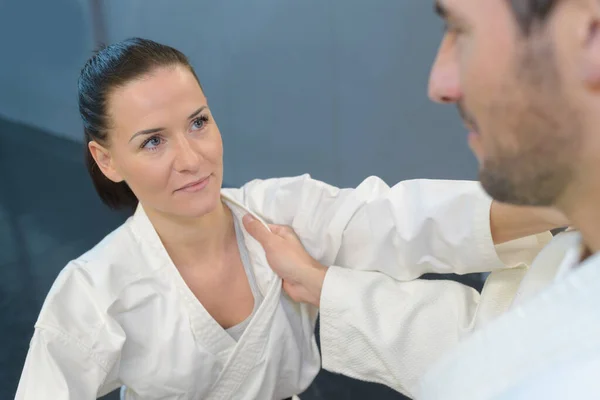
509;0;561;34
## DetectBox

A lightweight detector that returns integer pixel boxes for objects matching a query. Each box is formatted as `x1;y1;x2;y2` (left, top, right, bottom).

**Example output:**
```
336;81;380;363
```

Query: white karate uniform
417;230;600;400
15;175;547;399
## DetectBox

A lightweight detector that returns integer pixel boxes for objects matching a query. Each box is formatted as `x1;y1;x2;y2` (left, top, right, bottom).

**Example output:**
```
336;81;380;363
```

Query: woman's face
91;65;224;219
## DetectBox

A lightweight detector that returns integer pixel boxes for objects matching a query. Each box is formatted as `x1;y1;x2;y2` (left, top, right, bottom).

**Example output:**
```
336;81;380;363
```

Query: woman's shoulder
36;218;147;329
31;243;131;372
79;216;140;264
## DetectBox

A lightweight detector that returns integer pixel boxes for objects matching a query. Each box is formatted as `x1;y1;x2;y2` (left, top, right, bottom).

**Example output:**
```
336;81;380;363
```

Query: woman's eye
191;115;209;131
142;136;162;149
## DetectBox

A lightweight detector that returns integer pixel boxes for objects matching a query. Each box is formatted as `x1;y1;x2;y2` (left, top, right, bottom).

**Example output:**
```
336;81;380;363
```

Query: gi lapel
203;197;283;399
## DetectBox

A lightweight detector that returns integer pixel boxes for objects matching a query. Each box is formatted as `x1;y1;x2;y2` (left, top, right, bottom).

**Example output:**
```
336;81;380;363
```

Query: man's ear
88;141;124;183
580;11;600;91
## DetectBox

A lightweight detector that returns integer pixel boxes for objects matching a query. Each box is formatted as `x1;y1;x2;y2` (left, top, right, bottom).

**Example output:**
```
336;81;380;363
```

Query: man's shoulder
418;251;600;400
494;353;600;400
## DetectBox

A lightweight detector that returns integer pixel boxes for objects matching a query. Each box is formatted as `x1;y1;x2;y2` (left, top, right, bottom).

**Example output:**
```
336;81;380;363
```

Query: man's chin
479;165;530;206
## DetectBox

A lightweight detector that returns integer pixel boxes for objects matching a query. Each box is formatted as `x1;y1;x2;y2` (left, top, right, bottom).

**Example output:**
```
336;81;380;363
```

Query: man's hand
242;214;328;307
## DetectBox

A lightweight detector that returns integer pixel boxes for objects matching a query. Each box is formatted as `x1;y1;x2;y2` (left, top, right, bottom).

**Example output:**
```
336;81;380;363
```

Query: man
417;0;600;398
244;0;600;398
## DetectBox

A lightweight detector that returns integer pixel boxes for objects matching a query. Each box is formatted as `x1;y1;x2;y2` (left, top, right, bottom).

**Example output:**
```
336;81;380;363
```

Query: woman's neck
145;200;235;268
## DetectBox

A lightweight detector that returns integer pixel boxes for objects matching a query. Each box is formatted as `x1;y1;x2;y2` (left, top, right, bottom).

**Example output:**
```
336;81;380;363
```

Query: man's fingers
268;224;300;240
267;224;290;237
266;224;281;235
243;214;274;246
279;226;300;241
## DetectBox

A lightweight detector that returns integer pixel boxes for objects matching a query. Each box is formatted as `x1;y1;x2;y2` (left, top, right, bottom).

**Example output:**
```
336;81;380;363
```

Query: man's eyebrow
435;0;469;28
434;0;448;19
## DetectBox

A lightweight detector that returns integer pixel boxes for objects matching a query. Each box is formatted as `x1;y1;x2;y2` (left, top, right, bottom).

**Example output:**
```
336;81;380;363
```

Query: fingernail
243;214;255;223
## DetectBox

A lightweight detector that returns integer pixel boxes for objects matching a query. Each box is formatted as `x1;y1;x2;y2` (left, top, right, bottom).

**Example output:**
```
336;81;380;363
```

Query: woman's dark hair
78;37;203;210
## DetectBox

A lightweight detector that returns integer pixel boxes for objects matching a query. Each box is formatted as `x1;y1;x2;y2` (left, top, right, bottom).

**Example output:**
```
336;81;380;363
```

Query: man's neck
559;178;600;257
145;200;235;268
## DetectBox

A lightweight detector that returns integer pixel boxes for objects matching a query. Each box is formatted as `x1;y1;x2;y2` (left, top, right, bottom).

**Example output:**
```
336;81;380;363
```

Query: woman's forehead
107;66;206;126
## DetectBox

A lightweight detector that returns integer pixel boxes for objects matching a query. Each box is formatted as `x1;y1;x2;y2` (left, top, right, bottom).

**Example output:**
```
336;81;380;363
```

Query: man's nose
428;38;462;104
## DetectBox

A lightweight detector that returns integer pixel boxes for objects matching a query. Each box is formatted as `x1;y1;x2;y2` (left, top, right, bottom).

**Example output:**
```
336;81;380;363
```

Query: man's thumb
243;214;272;246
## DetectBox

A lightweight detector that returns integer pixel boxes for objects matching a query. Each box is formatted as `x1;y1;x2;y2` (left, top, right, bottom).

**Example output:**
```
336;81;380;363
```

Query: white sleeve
15;327;111;400
318;266;481;398
229;175;550;396
230;174;550;279
15;263;124;399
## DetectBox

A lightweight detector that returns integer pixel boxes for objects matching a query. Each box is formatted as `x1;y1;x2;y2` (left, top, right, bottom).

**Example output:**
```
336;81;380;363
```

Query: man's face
428;0;582;206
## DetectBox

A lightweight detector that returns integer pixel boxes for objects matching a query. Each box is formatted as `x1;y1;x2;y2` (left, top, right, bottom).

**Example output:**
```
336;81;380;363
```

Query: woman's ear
88;141;124;183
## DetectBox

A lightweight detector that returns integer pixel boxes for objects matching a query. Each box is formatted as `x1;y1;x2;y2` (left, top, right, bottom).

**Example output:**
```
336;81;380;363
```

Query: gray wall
0;0;477;187
0;0;94;142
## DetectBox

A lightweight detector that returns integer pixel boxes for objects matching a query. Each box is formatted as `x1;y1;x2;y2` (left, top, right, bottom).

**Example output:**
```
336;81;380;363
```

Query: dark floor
0;117;484;399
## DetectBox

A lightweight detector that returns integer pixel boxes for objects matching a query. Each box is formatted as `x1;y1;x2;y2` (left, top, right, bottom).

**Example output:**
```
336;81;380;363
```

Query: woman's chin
176;193;222;219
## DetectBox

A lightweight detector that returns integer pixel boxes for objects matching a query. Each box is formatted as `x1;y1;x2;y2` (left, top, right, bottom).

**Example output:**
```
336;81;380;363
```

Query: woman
16;38;558;399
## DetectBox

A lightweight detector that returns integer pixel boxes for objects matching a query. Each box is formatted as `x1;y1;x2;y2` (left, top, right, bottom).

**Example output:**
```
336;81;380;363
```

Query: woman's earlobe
88;141;124;183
